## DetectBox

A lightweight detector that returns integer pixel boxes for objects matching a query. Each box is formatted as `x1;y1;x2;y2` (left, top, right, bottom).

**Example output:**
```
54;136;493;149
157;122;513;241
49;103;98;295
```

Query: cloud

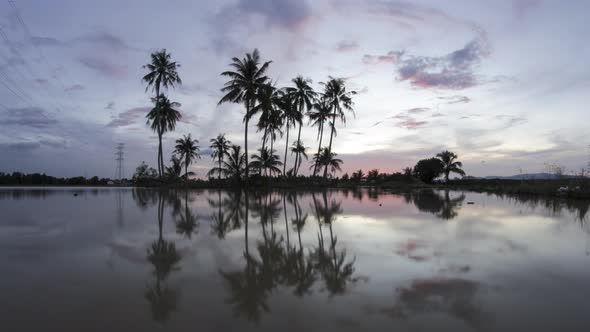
407;107;430;114
335;40;359;52
394;37;490;90
0;107;58;128
64;84;85;92
30;36;63;47
216;0;312;32
512;0;542;18
438;95;471;104
105;102;115;110
0;137;66;152
32;32;139;52
72;32;140;52
398;119;428;129
106;107;150;127
34;78;48;85
362;51;404;65
78;56;127;78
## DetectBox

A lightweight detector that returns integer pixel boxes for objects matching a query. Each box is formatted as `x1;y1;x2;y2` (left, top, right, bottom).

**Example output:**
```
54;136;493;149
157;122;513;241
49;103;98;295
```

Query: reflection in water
3;188;590;331
404;189;466;220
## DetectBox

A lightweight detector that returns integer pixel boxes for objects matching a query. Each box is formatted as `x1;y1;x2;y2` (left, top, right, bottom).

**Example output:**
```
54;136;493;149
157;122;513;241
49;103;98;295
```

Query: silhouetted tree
286;76;317;176
218;49;271;181
208;134;231;180
174;134;200;180
437;150;465;181
146;95;182;177
413;158;444;184
143;50;182;176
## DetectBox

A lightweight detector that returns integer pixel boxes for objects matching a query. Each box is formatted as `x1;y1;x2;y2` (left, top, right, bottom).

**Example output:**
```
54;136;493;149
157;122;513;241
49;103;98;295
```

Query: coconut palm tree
146;95;182;176
174;134;200;181
312;148;343;177
277;92;302;176
249;148;283;177
436;150;465;181
253;83;279;150
208;134;231;180
143;50;182;176
218;49;272;181
164;154;183;180
320;77;355;178
308;98;333;176
290;141;308;175
222;145;247;181
285;76;316;176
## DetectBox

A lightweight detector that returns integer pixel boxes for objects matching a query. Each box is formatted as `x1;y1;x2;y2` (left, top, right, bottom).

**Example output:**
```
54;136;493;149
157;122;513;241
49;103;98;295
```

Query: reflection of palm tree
145;192;182;323
220;254;269;323
311;191;355;296
175;191;199;239
406;190;465;220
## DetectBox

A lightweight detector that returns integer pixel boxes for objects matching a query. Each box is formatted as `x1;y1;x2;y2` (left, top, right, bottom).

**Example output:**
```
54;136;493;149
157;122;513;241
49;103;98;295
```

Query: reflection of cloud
387;278;491;330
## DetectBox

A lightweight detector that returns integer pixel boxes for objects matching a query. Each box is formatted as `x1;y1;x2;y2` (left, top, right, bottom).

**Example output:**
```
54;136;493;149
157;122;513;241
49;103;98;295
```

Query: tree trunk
158;131;163;178
244;191;249;257
323;107;338;179
244;104;250;183
294;122;302;176
218;156;222;181
313;123;324;176
283;124;290;176
283;194;290;250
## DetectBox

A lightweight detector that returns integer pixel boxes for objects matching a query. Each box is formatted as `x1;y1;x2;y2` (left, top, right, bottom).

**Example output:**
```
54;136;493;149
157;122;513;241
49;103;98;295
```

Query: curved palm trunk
283;124;290;176
294;122;302;176
158;130;164;178
218;155;222;181
323;107;338;179
244;106;250;184
313;123;324;177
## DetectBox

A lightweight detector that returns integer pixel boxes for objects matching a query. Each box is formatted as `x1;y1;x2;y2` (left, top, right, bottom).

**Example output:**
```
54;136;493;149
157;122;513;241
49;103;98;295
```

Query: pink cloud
362;51;403;65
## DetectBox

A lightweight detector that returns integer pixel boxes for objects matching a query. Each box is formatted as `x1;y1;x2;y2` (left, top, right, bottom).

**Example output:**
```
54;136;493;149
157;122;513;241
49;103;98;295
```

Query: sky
0;0;589;178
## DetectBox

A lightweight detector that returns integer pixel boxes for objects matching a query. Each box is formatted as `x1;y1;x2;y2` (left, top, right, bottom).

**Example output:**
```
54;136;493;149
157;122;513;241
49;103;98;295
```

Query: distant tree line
0;172;119;186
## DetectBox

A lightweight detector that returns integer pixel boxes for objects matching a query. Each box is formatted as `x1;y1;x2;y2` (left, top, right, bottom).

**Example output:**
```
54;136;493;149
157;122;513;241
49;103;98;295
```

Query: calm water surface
1;187;589;331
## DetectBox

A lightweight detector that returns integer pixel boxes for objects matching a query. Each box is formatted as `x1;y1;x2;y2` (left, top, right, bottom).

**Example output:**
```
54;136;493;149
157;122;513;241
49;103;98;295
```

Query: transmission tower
115;143;125;181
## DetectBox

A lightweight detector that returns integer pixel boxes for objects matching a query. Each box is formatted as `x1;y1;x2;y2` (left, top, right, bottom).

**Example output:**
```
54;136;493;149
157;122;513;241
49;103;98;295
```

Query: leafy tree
413;158;444;183
165;155;183;180
142;49;182;176
222;145;247;181
320;77;355;179
290;141;308;175
308;98;333;176
249;148;283;177
351;169;364;182
312;148;343;177
285;76;316;176
174;134;200;180
218;49;272;181
277;92;302;176
146;95;182;176
133;162;157;182
208;134;232;180
436;150;465;181
367;169;380;182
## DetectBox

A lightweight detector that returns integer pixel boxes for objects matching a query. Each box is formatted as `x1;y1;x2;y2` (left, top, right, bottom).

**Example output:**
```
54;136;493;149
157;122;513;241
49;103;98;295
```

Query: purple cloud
106;107;150;127
407;107;430;114
78;56;127;78
362;51;404;65
512;0;542;18
394;37;490;90
0;107;58;128
439;95;471;104
336;40;360;52
398;119;428;129
64;84;85;92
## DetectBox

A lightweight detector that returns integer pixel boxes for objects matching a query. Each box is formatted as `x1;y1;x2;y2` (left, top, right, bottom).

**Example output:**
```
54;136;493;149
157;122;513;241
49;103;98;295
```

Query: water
1;187;589;332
